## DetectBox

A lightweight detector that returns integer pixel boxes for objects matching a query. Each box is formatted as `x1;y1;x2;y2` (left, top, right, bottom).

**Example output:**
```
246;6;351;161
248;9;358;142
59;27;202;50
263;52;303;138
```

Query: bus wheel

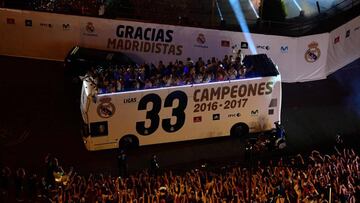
119;135;139;151
230;123;249;138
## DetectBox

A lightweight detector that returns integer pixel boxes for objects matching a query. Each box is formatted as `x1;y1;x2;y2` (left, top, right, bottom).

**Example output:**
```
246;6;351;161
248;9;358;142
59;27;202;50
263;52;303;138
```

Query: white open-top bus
79;54;281;151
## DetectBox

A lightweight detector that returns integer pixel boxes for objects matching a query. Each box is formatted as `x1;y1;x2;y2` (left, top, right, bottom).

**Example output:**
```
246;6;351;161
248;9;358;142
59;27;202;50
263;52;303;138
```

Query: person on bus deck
238;65;247;79
164;74;173;87
222;55;229;67
195;57;205;74
116;79;123;92
228;65;238;80
203;72;213;83
194;73;203;84
144;79;153;89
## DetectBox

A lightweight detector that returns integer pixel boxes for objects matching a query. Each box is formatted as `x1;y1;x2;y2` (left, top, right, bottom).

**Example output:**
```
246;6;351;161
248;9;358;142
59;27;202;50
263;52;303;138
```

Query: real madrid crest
97;97;116;118
197;33;206;44
304;41;321;63
86;22;95;33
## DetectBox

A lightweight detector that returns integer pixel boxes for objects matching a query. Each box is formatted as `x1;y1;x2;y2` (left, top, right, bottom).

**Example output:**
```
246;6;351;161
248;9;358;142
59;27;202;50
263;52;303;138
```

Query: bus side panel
85;75;281;149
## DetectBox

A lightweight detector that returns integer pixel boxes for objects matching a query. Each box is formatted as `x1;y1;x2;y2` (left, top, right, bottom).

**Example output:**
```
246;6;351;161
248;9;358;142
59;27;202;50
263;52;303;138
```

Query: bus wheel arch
119;134;139;151
230;123;249;137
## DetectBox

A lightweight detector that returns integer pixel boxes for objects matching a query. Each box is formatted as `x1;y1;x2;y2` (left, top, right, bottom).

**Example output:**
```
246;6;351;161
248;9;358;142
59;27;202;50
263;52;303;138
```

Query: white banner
0;9;26;56
293;33;329;82
251;34;297;83
327;16;360;75
0;9;358;83
0;9;80;60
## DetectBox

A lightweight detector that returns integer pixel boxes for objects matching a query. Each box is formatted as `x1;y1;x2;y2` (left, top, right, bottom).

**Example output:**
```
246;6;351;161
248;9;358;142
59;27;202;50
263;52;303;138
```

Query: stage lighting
248;0;259;19
291;0;302;11
228;0;257;54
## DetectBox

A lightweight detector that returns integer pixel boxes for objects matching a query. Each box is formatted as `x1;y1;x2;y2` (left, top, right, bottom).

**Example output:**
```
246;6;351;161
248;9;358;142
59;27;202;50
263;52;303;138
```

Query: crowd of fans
85;53;259;95
1;0;211;27
1;146;359;202
29;0;105;16
1;0;105;16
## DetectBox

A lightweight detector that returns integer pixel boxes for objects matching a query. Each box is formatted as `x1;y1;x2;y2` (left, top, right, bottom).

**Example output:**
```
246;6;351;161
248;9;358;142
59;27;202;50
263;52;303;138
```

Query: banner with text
327;16;360;75
0;9;358;83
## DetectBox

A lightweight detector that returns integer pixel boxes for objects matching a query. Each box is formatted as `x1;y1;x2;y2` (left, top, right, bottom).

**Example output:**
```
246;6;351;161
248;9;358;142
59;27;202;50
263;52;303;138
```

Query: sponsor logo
228;113;241;118
334;36;340;44
304;41;321;63
194;33;208;48
251;109;259;116
241;41;248;49
268;98;277;108
84;22;97;36
97;97;116;118
268;109;274;115
193;116;202;123
212;114;220;120
25;19;32;27
123;97;136;103
256;45;270;50
40;23;52;28
62;23;70;30
197;33;206;44
280;46;288;53
86;22;95;32
346;30;350;38
221;40;230;47
6;18;15;24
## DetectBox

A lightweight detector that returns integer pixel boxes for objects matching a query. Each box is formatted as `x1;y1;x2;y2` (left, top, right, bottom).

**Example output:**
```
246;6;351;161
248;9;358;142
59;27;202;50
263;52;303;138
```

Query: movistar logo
280;46;288;53
251;109;259;116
